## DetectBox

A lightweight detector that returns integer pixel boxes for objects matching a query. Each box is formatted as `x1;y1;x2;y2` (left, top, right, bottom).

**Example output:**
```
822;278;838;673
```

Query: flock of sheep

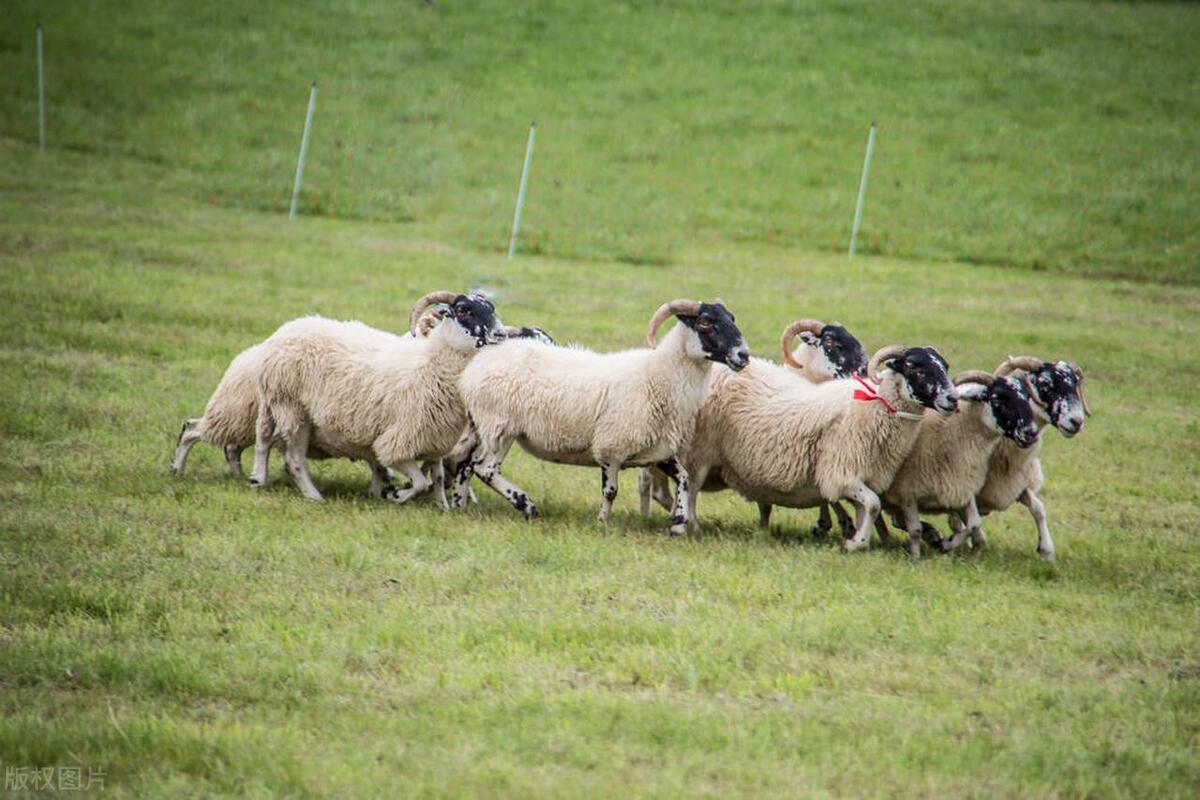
172;290;1090;560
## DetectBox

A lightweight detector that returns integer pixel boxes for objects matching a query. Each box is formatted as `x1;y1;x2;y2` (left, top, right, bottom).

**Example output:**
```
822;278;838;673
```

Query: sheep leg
654;457;692;536
668;459;691;537
369;460;394;499
812;503;832;537
757;502;773;529
431;459;449;511
684;462;707;533
637;468;675;517
171;418;203;476
249;402;274;488
652;472;674;512
873;513;893;545
448;424;479;509
898;503;925;558
963;498;985;550
224;445;245;478
382;460;432;504
285;424;323;501
1020;489;1055;561
598;462;621;523
472;447;537;520
638;469;653;517
834;502;857;538
942;511;971;552
842;483;881;552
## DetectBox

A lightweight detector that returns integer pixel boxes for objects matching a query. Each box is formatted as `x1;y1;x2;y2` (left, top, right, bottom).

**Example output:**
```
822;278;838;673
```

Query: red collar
852;374;898;414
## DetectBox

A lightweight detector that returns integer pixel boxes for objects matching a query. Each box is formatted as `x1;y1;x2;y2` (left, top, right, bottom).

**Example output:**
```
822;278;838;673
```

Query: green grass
2;138;1198;797
2;1;1199;796
1;0;1198;282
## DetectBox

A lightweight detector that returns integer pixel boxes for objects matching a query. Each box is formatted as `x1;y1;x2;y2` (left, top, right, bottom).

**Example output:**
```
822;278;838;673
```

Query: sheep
942;356;1091;560
450;299;749;534
171;302;552;499
661;344;957;548
637;318;869;534
878;369;1040;556
248;291;505;504
172;341;398;496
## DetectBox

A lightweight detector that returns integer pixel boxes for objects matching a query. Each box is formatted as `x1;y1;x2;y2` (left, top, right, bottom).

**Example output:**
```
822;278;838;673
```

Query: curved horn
994;355;1044;378
780;319;824;369
1069;362;1092;417
408;291;459;335
646;299;702;349
867;345;907;382
954;369;995;387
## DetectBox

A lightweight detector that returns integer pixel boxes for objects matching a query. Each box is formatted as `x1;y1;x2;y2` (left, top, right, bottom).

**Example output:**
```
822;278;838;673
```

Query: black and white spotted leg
369;460;394;499
654;457;691;536
598;462;621;523
448;423;479;508
473;451;537;520
381;460;431;504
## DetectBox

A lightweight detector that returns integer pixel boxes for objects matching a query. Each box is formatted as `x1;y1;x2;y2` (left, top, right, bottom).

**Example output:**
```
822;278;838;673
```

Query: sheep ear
957;383;989;402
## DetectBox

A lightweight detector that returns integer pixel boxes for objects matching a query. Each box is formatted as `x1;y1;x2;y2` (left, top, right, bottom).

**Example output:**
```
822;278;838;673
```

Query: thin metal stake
289;82;318;220
508;121;536;258
848;122;876;260
36;24;45;153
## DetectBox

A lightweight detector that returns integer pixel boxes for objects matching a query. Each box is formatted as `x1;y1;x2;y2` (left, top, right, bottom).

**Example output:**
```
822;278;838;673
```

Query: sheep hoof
248;478;264;490
669;516;688;536
842;538;869;553
1038;547;1056;562
810;523;830;539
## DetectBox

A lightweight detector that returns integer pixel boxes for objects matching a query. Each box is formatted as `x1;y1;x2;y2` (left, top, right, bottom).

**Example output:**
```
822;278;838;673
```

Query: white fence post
289;82;318;220
508;121;536;258
848;122;876;260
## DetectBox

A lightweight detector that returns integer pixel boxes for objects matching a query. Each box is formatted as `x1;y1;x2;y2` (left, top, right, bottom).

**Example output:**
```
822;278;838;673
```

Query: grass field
2;0;1199;282
2;1;1199;797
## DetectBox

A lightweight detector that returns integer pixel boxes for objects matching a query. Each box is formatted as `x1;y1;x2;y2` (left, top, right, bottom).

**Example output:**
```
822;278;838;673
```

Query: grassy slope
0;0;1197;282
1;139;1198;797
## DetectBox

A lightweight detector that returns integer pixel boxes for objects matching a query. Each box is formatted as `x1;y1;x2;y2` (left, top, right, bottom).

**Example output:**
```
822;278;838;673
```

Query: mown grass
1;136;1198;796
1;0;1197;282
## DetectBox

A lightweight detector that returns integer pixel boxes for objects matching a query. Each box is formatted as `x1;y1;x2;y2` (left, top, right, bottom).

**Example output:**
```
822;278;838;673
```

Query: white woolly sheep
946;356;1090;561
248;291;504;504
170;304;471;497
676;345;958;549
638;318;869;534
879;369;1040;557
450;299;749;534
